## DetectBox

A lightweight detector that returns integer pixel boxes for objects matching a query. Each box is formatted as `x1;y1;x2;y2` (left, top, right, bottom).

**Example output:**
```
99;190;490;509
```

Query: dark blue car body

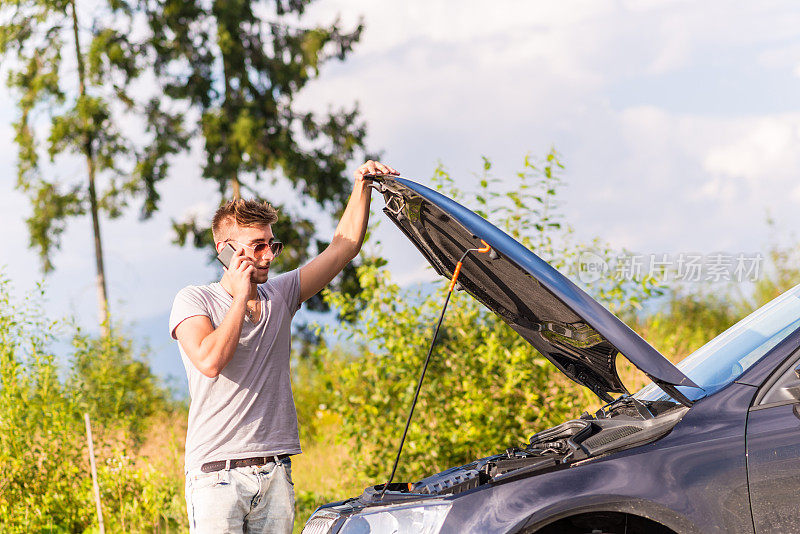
302;177;800;534
438;332;800;534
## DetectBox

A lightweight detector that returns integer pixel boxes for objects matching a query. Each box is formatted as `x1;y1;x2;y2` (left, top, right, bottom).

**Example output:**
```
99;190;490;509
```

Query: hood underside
370;175;699;403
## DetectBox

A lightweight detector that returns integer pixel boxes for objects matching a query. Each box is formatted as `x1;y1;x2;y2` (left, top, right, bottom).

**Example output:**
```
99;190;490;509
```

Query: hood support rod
380;240;492;500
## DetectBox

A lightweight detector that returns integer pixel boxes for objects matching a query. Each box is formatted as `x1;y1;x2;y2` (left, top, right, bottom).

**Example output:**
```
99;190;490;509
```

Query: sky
1;0;799;390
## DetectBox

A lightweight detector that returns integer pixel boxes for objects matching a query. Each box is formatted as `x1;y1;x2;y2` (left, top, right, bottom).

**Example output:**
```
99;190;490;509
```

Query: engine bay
362;397;688;501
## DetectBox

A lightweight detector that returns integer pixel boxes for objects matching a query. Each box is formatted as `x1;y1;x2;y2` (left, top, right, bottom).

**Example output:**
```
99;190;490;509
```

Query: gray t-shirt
169;270;302;472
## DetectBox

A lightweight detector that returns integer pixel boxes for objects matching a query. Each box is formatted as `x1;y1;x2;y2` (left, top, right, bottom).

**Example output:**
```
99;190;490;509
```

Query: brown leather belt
201;454;291;473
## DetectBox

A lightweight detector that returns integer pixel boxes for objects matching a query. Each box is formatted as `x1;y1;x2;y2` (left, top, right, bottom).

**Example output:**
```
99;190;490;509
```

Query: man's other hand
355;160;399;181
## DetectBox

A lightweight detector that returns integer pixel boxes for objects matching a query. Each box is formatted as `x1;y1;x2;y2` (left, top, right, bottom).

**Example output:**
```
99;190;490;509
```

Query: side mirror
794;363;800;380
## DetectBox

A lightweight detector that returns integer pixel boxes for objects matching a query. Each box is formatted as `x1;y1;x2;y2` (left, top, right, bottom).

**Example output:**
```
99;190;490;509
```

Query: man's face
222;224;276;284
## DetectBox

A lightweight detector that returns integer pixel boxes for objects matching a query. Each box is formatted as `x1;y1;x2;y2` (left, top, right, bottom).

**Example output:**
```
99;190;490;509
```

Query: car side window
758;352;800;407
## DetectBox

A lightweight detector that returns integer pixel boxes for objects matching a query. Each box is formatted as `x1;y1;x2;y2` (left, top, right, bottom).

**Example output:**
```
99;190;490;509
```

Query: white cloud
694;177;740;204
759;42;800;71
531;100;800;254
293;0;800;261
703;115;800;184
178;201;215;224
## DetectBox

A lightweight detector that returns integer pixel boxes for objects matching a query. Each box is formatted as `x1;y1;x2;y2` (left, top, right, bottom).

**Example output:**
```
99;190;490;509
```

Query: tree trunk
217;19;240;204
87;157;110;336
70;0;110;336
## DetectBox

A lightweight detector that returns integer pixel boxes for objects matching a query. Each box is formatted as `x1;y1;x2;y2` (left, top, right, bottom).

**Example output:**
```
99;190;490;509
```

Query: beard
251;266;270;284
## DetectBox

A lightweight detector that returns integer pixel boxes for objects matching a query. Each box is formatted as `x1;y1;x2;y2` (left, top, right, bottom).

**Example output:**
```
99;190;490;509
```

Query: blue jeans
185;458;295;534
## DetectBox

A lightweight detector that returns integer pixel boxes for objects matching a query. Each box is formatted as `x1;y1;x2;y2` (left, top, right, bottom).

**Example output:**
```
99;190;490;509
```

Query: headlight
339;501;452;534
303;508;340;534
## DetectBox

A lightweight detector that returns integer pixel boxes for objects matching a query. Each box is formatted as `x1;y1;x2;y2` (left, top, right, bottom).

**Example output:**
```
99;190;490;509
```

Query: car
302;175;800;534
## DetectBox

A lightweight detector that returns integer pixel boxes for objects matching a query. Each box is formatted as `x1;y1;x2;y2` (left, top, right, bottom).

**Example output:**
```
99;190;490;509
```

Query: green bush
0;278;91;532
69;329;170;441
88;451;186;533
292;345;351;443
0;275;184;532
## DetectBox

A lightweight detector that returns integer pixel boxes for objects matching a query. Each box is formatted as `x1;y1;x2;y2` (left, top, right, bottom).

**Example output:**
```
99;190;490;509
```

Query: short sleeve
169;286;211;340
266;269;301;316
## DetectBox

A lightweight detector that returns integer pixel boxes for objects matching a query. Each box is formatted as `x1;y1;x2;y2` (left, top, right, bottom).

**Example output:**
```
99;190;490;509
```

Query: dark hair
212;199;279;242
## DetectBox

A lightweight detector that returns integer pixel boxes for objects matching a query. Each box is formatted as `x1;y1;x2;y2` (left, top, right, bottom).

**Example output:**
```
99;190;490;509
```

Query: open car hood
371;176;699;404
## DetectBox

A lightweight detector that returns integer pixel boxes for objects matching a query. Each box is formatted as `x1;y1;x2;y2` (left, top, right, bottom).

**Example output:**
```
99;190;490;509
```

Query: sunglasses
226;239;283;258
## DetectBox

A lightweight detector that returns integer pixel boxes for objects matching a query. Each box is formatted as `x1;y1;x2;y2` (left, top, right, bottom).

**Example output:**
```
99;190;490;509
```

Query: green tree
143;0;371;310
0;0;187;334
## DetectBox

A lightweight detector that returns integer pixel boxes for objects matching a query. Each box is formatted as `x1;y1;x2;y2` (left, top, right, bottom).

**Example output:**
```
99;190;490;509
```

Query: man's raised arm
298;160;398;303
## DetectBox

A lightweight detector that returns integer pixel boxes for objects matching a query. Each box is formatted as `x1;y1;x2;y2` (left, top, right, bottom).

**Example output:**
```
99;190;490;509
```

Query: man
169;160;398;533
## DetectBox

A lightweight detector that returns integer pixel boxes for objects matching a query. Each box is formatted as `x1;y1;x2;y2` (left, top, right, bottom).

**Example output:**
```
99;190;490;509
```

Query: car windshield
635;284;800;402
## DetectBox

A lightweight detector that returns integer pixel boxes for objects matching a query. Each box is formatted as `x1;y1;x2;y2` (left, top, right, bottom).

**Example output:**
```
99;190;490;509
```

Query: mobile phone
216;243;236;269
